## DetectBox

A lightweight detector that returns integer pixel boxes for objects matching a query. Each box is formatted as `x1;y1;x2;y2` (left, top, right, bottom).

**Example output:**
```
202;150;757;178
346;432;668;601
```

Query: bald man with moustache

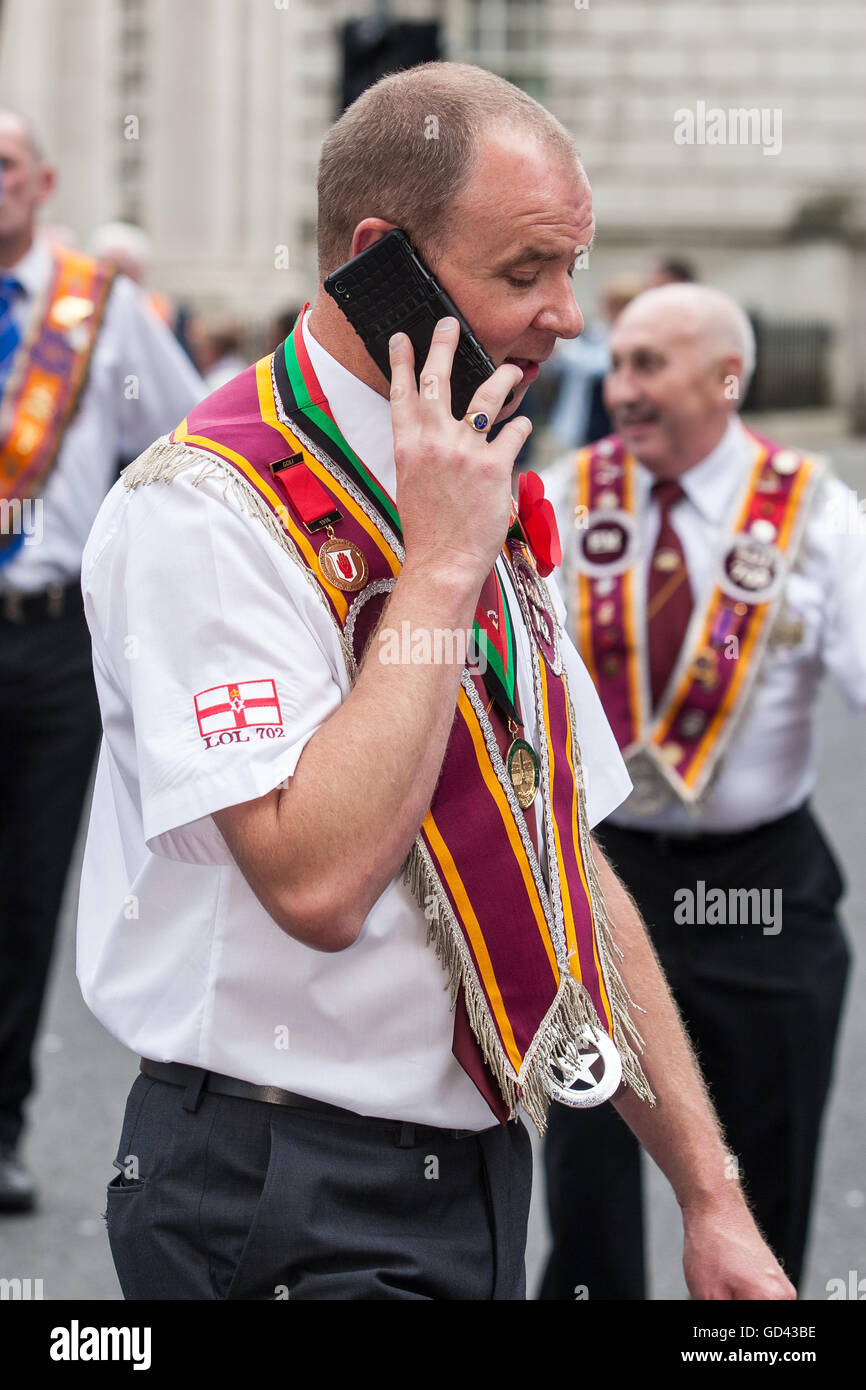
541;284;864;1298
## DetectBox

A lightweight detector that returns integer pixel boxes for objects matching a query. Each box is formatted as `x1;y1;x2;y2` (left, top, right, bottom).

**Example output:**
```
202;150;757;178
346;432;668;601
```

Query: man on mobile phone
77;62;794;1300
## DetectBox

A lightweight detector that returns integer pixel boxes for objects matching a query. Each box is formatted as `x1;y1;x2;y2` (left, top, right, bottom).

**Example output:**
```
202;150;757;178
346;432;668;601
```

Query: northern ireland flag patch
195;679;283;736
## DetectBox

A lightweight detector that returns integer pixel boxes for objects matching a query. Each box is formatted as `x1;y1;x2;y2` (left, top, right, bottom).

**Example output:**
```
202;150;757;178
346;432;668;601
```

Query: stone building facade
1;0;863;418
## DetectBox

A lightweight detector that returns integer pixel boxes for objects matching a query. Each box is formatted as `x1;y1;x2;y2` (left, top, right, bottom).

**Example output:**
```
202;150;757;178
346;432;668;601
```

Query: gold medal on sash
506;718;540;809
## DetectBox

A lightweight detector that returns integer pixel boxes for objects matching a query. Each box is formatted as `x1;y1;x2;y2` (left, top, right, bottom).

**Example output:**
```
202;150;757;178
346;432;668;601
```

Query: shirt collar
300;307;397;499
636;416;755;523
4;236;53;299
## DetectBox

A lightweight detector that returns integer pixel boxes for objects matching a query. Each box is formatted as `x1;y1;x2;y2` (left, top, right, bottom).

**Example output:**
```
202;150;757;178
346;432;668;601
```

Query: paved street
3;436;864;1303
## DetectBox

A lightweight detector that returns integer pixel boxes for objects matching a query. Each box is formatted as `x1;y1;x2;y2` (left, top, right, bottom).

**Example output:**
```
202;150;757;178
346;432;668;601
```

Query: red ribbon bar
271;455;341;529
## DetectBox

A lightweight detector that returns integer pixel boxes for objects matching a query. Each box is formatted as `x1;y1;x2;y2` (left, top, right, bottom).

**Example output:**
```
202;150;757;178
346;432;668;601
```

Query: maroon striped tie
648;480;693;710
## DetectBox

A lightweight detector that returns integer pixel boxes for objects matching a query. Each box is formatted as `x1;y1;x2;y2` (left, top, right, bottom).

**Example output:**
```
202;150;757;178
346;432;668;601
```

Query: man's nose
535;282;584;340
603;367;633;411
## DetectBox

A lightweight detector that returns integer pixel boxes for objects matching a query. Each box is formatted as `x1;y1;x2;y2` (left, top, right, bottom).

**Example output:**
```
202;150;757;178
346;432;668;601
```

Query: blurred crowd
51;212;698;457
1;87;860;1308
43;217;300;392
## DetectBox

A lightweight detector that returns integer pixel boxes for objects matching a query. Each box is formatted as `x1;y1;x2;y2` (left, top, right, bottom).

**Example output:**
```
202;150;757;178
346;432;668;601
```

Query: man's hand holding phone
389;317;531;596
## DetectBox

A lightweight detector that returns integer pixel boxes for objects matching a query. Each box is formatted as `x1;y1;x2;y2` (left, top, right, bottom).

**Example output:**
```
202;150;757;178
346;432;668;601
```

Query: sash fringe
403;826;655;1133
122;438;355;681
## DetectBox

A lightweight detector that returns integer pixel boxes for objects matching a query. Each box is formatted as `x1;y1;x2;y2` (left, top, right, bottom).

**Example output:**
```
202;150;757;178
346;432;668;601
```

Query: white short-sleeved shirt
545;417;866;834
77;309;632;1131
0;237;205;592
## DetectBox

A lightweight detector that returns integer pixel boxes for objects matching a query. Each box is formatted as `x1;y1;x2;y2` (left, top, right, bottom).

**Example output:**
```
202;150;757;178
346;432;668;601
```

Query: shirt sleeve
808;474;866;712
541;453;578;611
548;574;633;828
104;275;207;459
84;464;347;865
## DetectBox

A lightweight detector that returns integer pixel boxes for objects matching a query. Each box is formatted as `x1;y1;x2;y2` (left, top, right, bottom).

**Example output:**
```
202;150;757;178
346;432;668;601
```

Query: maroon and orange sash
568;431;825;810
123;330;653;1127
0;247;115;556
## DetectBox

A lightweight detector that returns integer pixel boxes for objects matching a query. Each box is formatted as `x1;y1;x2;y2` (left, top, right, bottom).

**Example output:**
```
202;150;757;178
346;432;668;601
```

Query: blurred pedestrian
541;283;861;1297
547;273;641;450
186;315;249;391
0;109;203;1211
90;221;174;330
645;257;697;289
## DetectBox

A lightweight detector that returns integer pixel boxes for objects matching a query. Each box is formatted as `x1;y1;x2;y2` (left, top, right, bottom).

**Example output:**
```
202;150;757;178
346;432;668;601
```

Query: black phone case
324;230;510;419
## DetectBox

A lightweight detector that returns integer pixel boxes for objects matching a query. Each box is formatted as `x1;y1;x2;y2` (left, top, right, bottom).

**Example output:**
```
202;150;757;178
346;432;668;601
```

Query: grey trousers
105;1072;532;1300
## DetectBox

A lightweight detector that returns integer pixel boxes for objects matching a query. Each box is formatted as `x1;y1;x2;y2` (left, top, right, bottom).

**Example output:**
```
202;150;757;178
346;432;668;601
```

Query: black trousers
540;803;850;1299
106;1072;533;1300
0;602;102;1146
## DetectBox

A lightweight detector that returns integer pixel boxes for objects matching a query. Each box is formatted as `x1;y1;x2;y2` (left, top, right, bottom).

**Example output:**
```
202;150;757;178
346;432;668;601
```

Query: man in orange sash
542;283;863;1297
0;109;203;1211
79;67;793;1300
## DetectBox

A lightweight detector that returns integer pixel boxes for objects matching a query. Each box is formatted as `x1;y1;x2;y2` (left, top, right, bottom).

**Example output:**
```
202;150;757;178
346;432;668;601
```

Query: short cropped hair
316;61;580;279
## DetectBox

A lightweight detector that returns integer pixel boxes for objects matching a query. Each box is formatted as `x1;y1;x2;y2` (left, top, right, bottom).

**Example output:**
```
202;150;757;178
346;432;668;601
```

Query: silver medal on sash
623;750;674;817
550;1024;623;1108
720;534;782;605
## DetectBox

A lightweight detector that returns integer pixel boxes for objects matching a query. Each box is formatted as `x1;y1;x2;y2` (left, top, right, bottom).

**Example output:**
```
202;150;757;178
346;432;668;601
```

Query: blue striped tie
0;275;23;399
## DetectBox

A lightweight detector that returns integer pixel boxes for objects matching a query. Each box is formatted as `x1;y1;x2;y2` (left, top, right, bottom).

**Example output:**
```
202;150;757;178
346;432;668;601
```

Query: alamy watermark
0;1277;43;1299
826;1270;866;1299
378;622;488;672
674;102;782;157
0;497;42;546
673;881;782;935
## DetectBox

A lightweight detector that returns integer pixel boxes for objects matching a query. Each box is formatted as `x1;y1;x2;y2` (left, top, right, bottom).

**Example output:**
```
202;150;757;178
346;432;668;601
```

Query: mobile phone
324;229;513;420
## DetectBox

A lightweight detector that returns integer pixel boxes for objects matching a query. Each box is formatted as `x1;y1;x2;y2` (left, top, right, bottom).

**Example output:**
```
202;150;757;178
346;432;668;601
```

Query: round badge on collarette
512;555;561;673
720;534;782;605
317;537;369;592
573;509;636;579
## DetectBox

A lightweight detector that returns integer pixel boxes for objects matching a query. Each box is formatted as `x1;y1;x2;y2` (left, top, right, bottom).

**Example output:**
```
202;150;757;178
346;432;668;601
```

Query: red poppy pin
510;470;562;577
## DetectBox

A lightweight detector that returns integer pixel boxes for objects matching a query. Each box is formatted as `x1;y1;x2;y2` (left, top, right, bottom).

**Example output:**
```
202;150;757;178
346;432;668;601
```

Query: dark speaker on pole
339;18;442;113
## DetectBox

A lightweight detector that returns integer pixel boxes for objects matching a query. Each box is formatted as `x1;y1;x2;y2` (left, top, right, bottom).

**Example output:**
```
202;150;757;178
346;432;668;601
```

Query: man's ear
350;218;398;259
37;162;57;205
717;352;745;406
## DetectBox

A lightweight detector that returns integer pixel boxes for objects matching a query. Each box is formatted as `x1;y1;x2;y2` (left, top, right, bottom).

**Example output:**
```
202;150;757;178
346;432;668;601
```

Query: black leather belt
600;802;808;855
0;580;84;625
140;1058;360;1115
139;1058;478;1139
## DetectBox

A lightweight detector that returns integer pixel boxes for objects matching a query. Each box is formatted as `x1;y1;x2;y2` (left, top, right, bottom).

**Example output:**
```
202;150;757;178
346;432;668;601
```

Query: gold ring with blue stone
464;410;492;433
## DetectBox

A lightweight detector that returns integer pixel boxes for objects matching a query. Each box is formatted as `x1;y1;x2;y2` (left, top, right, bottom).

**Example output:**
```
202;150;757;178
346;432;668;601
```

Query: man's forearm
290;562;480;920
216;560;481;948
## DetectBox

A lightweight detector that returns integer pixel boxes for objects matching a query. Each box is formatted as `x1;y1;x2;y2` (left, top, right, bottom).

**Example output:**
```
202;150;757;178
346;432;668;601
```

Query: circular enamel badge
772;449;799;476
550;1024;623;1109
512;555;561;673
720;535;781;605
317;537;369;592
574;510;636;578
